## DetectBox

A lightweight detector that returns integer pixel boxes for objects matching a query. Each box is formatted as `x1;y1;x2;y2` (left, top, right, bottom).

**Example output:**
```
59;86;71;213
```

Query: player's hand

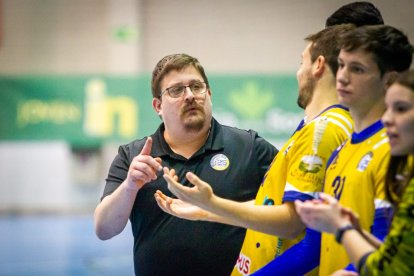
163;167;214;210
340;206;361;232
295;193;351;233
154;190;209;221
126;137;162;191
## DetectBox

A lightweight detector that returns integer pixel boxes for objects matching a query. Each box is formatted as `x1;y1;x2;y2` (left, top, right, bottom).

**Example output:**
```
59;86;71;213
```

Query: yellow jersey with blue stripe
231;105;353;276
320;120;391;275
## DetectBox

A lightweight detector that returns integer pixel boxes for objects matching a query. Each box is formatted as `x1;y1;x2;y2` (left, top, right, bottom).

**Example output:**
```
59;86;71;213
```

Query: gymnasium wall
0;0;413;212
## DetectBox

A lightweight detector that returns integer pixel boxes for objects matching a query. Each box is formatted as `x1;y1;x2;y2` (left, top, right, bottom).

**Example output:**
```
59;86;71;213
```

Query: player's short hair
326;1;384;27
339;25;413;75
306;24;355;75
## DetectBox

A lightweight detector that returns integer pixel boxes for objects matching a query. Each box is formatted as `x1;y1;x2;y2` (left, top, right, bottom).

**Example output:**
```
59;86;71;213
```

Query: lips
182;104;203;114
386;131;398;144
337;88;351;95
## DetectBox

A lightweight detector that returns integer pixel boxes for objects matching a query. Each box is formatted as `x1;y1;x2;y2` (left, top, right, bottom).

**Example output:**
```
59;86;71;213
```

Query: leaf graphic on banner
229;82;274;119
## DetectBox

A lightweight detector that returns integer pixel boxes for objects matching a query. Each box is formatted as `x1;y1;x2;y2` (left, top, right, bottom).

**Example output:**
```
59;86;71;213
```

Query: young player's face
382;83;414;156
296;43;315;109
153;66;212;133
336;48;387;113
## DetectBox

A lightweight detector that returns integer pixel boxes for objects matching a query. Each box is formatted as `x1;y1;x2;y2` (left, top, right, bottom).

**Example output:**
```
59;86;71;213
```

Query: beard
180;101;206;132
297;75;315;109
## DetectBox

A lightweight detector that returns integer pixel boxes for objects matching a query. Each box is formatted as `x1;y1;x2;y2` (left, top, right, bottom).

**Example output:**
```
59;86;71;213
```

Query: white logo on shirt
210;154;230;171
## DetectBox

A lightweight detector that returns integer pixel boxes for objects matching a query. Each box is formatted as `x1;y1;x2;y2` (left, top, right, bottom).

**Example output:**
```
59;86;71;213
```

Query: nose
336;67;349;86
183;86;195;100
381;108;393;127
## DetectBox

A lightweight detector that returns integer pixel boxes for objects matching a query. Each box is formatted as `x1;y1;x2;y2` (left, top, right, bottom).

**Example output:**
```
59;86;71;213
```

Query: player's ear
312;55;325;78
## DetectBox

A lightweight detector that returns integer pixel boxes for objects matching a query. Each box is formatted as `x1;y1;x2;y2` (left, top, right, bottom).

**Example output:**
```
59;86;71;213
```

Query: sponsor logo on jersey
210;154;230;171
235;252;251;275
357;152;373;172
299;155;323;173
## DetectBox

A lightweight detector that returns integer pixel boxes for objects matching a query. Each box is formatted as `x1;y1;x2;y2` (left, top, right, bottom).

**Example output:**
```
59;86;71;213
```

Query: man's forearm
94;180;138;240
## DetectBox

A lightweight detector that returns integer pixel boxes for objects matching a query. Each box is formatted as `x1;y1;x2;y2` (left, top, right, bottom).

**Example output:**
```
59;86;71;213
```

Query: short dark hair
151;54;209;98
339;25;414;75
326;1;384;27
306;24;355;75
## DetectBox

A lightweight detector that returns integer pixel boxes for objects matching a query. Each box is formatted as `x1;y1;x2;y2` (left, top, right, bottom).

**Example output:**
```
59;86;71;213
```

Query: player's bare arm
163;168;305;238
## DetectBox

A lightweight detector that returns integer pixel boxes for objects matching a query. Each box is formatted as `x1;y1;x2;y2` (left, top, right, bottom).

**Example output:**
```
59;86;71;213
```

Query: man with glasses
94;53;277;276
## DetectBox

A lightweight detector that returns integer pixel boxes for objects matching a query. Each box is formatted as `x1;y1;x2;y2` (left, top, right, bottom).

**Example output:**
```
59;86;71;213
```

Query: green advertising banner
0;75;302;147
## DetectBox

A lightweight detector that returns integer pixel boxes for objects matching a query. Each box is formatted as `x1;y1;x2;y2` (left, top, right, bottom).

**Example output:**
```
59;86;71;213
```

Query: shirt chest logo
210;154;230;171
357;151;373;172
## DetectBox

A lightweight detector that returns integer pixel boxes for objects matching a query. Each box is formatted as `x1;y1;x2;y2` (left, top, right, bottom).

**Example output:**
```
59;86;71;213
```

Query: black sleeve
358;251;375;274
252;131;278;178
100;145;130;200
101;137;149;200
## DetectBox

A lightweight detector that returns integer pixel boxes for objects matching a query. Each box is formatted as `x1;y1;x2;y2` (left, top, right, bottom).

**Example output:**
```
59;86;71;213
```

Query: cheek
399;114;414;141
162;102;181;116
203;98;213;112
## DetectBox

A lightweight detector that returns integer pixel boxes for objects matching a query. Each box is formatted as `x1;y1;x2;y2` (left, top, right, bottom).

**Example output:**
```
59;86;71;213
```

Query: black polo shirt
103;118;277;276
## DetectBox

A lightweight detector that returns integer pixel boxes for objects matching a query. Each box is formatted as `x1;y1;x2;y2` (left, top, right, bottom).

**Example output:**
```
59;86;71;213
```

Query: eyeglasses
160;81;208;98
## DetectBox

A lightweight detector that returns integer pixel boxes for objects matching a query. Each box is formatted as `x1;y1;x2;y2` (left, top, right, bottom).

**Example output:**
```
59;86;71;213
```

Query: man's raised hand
126;137;162;190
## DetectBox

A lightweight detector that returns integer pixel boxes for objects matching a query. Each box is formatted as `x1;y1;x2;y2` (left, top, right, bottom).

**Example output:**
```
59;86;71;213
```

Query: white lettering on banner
17;100;81;127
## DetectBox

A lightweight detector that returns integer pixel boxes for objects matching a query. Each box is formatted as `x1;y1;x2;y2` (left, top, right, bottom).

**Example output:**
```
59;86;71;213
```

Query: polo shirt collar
150;117;224;159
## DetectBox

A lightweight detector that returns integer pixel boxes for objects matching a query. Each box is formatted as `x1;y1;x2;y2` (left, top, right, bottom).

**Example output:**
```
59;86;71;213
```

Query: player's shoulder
321;105;352;122
316;105;353;134
219;122;259;138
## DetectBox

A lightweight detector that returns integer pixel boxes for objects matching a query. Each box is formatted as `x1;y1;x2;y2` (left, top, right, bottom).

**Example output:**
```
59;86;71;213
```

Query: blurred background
0;0;413;274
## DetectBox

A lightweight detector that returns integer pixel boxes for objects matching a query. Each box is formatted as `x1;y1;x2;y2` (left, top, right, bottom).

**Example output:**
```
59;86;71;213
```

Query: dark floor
0;215;134;275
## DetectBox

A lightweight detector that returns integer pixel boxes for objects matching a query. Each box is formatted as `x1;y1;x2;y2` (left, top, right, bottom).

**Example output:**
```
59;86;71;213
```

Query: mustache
182;101;204;113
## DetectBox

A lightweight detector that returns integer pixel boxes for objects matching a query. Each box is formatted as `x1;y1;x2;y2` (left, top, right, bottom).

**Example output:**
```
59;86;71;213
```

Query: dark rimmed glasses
160;81;208;98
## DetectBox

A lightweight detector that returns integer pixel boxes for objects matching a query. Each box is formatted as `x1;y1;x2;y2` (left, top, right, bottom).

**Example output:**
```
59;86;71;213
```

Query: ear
312;55;326;78
382;71;399;91
152;97;162;115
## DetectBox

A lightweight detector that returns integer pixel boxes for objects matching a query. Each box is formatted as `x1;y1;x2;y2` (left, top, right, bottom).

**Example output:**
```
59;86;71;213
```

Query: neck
304;80;338;122
351;101;385;133
164;122;211;159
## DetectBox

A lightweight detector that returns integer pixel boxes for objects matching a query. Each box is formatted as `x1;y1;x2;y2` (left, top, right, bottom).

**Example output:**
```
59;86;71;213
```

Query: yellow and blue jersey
232;105;353;276
320;120;392;275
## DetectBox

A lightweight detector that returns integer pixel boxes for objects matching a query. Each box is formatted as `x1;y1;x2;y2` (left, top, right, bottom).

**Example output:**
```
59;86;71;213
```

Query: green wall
0;75;302;147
